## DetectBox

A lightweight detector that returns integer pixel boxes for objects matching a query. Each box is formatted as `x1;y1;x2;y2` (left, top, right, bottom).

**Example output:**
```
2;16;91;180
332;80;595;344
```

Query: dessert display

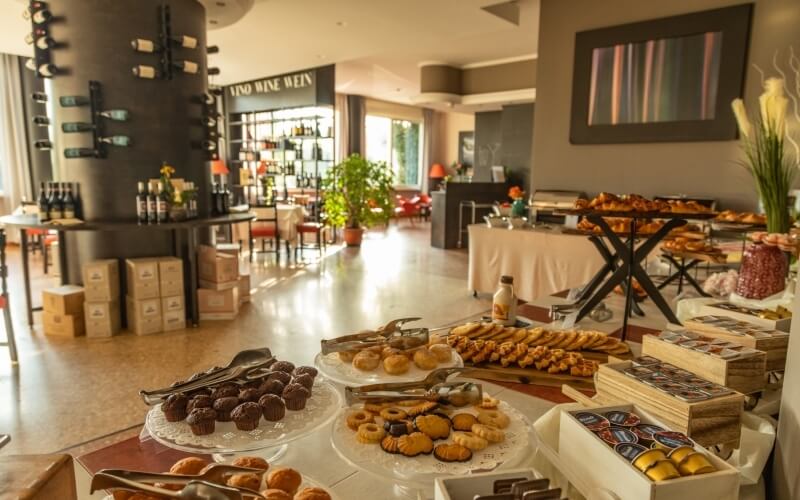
714;210;767;225
448;322;631;355
574;193;713;215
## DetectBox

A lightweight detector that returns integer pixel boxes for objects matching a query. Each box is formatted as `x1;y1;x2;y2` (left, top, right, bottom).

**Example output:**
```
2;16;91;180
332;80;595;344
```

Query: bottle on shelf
47;182;63;220
59;95;90;107
171;35;198;49
193;93;216;106
131;38;159;53
208;67;221;76
136;181;148;224
24;29;46;46
61;122;94;133
31;8;52;25
206;45;220;54
155;182;169;224
35;36;55;50
146;183;157;224
492;275;517;326
98;109;130;121
37;182;49;223
200;116;217;128
132;65;159;79
99;135;132;147
32;115;50;126
37;63;57;78
173;60;199;74
209;86;224;97
210;182;220;215
31;92;48;103
34;140;52;150
195;140;217;152
64;148;98;159
74;183;83;219
62;183;76;219
221;183;231;214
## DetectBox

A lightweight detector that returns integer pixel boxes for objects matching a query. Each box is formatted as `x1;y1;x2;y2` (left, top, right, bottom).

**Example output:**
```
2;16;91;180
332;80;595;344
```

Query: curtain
334;93;349;163
346;94;365;157
421;108;439;194
0;54;33;242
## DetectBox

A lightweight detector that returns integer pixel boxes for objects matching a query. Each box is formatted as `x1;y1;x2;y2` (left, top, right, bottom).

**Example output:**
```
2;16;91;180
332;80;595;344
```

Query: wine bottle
210;182;220;215
200;116;217;128
193;93;215;106
222;183;231;214
48;182;63;220
146;183;157;224
74;183;83;219
59;95;90;107
206;45;220;54
35;36;55;50
31;92;48;103
173;60;199;74
100;135;132;147
32;115;50;126
195;140;217;151
208;67;221;76
37;63;57;77
155;182;169;223
25;58;37;72
61;122;94;133
32;9;52;25
135;181;147;224
64;148;97;158
34;140;52;150
172;35;198;49
131;38;158;53
209;86;224;97
62;183;76;219
132;65;158;79
37;182;49;223
98;109;130;121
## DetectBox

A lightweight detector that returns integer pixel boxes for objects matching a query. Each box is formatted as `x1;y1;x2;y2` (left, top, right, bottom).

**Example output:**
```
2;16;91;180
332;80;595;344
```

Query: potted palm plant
322;154;393;246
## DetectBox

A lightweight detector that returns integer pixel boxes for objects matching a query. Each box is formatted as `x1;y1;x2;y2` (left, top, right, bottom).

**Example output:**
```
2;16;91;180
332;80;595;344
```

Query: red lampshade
210;160;230;175
429;163;446;179
257;161;268;175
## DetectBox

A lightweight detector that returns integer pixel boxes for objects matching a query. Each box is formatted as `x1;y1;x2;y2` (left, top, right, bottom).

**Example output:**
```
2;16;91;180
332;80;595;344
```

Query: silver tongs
345;367;484;406
139;348;275;405
320;317;428;354
91;464;267;499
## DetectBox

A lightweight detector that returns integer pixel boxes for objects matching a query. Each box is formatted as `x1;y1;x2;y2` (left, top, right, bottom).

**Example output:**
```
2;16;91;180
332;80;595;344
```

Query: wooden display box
0;454;77;500
434;469;537;500
559;404;739;500
684;318;788;372
641;335;766;394
595;361;743;448
699;302;791;331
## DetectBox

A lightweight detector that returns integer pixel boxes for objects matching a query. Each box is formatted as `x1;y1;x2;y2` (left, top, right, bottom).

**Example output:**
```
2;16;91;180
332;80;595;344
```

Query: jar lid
500;275;513;284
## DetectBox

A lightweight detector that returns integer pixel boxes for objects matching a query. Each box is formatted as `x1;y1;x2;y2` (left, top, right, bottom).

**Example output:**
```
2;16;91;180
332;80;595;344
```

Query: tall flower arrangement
732;78;795;233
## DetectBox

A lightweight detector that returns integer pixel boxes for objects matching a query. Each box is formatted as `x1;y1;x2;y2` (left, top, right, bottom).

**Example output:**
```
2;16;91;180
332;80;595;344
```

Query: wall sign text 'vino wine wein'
227;71;314;97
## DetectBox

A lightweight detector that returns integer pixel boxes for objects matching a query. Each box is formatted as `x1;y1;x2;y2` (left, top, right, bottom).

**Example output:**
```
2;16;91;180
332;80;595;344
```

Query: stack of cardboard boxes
126;257;186;335
197;245;244;320
82;259;121;337
42;285;85;337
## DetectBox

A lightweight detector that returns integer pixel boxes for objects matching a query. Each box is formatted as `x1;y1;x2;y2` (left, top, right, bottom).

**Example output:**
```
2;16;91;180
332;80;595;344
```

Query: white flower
759;78;789;136
731;99;752;139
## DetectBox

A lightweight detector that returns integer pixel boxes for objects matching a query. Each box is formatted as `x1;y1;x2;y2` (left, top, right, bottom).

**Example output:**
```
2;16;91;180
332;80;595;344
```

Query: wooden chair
295;221;326;260
249;206;280;263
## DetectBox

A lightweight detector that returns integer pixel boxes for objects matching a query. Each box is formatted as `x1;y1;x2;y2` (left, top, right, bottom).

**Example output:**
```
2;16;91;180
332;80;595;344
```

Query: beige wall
531;0;800;211
434;111;474;169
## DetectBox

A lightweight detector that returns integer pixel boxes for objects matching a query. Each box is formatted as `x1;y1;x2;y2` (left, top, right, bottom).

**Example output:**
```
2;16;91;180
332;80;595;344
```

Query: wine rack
25;1;60;78
131;5;201;81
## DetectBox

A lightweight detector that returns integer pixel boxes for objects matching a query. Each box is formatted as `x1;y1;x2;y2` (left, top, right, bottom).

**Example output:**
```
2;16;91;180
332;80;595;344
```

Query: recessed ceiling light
335;21;347;27
317;54;326;59
395;88;402;92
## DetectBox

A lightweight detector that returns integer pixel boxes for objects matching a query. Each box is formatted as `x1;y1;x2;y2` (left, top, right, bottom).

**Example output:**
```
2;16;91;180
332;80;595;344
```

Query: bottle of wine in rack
31;8;52;25
32;115;50;126
64;148;98;158
62;184;76;219
132;65;159;79
171;35;198;49
173;60;199;74
193;93;215;106
37;182;49;223
37;63;57;77
47;182;63;220
99;135;132;147
24;58;37;71
199;116;217;128
61;122;94;133
31;92;48;103
98;109;130;121
34;140;52;150
208;67;221;76
194;140;217;151
131;38;158;53
35;36;56;50
136;182;148;224
209;86;224;97
59;95;90;107
206;45;220;54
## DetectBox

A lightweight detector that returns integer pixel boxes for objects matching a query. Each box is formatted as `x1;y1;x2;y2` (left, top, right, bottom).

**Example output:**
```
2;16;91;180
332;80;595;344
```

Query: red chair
394;196;420;224
249;208;281;263
295;221;326;260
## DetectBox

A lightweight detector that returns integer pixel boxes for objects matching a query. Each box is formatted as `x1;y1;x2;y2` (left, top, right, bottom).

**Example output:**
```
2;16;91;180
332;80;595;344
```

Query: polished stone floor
0;223;493;455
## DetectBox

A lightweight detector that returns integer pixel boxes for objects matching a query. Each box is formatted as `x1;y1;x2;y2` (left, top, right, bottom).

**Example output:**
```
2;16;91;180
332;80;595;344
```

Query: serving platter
314;350;463;386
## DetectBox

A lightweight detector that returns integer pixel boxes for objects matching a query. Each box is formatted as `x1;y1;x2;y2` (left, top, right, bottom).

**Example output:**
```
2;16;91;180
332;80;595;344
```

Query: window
365;115;422;188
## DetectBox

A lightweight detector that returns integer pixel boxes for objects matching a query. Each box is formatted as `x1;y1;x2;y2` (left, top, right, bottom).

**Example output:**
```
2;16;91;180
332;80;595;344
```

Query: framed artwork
569;4;753;144
458;131;474;167
491;166;506;183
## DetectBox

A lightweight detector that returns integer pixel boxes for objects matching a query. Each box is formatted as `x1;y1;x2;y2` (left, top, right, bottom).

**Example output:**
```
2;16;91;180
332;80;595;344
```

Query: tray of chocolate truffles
143;355;343;454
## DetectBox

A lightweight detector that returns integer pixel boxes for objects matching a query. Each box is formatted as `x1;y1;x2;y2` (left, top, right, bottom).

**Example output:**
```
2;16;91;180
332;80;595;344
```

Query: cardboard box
238;274;251;303
84;301;121;338
216;243;240;257
198;287;239;320
198;245;239;283
126;295;162;335
158;256;184;282
43;310;84;337
198;278;239;291
163;309;186;331
162;294;185;314
42;285;84;315
82;259;120;302
160;279;184;297
126;258;160;299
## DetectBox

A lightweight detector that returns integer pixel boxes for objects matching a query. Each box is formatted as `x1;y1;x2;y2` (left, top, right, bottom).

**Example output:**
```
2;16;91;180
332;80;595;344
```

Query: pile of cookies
111;455;331;500
336;343;454;376
344;396;512;463
449;323;630;356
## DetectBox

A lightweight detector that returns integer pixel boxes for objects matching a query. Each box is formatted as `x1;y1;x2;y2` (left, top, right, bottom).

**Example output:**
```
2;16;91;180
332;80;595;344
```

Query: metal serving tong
91;464;267;499
320;317;429;355
345;367;485;406
139;348;274;405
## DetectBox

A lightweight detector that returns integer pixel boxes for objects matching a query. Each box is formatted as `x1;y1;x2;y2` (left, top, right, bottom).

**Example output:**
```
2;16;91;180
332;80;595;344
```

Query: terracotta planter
343;227;364;247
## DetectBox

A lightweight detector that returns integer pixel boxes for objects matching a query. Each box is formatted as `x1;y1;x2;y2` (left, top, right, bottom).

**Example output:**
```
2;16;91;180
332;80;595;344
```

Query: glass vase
511;198;526;217
735;242;787;299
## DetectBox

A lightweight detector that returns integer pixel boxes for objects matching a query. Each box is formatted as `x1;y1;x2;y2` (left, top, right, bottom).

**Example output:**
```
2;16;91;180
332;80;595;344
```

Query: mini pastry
413;349;439;370
259;379;285;396
471;423;505;443
186;407;216;435
271;361;296;373
267;371;293;385
239;388;264;403
357;422;386;443
259;394;286;422
364;402;389;414
384;419;414;436
227;472;261;491
346;410;375;431
213;396;240;422
380;435;402;454
433;443;473;463
231;456;270;471
381;346;403;359
169;456;208;475
293;366;318;379
405;401;439;417
282;383;310;411
294;487;332;500
383;354;410;375
266;467;302;495
398;432;434;456
260;489;292;500
477;409;510;429
210;384;239;400
161;393;189;422
451;413;478;431
338;351;356;363
231;402;262;431
414;414;451;439
452;431;489;451
186;395;213;413
475;395;499;409
293;373;315;393
429;344;453;363
352;350;381;371
380;408;408;421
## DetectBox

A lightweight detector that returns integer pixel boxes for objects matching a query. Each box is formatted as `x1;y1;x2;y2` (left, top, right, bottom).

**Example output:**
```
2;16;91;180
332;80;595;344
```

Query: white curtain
421;108;439;194
334;93;349;164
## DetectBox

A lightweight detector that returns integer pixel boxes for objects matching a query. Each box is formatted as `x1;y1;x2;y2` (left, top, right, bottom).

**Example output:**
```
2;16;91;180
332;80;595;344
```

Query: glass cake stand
330;399;534;498
314;350;463;386
145;379;343;463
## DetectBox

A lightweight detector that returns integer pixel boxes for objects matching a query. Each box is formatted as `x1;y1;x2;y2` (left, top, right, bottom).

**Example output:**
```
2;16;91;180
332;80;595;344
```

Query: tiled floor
0;222;494;456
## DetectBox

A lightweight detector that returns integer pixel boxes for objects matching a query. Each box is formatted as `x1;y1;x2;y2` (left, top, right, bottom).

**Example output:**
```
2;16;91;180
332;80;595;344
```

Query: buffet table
467;224;606;301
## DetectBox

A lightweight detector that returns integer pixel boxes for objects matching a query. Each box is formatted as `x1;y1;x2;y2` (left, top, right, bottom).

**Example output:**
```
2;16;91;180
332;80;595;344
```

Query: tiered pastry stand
144;378;343;464
314;350;464;386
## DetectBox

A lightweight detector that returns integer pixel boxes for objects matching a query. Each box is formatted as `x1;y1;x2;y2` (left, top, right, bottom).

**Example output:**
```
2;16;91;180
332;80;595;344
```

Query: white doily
330;401;532;482
314;350;463;385
146;380;342;453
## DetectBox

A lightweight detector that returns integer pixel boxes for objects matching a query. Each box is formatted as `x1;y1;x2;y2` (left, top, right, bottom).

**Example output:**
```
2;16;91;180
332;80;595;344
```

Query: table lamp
429;163;446;192
210;159;229;185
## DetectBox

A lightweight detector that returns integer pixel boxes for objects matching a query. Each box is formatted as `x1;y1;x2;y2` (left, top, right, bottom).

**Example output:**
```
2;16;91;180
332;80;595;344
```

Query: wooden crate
699;303;791;331
641;336;766;394
461;363;595;390
684;318;788;372
559;404;740;500
594;361;743;448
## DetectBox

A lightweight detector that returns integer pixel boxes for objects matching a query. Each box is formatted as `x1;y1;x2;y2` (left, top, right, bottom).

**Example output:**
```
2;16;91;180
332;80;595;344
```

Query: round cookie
380;407;408;422
477;409;510;429
433;443;473;463
356;422;386;444
346;410;374;431
451;413;478;432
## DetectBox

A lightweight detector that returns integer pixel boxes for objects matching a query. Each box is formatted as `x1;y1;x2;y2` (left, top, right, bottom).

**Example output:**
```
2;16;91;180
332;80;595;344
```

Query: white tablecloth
467;224;606;301
233;205;307;246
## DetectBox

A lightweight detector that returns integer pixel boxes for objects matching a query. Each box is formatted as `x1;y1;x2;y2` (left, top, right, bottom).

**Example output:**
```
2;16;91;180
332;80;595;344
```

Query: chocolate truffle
161;393;189;422
239;388;263;403
258;394;286;422
259;379;285;396
213;396;240;422
231;402;262;431
271;361;296;374
187;395;214;413
186;407;216;435
282;383;310;411
293;366;318;379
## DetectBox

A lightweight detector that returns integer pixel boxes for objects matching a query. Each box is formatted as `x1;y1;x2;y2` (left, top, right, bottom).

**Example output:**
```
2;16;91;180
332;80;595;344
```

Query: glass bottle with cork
492;275;517;326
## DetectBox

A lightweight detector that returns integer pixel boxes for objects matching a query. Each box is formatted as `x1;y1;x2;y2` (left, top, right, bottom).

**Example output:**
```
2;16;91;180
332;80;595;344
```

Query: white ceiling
0;0;539;105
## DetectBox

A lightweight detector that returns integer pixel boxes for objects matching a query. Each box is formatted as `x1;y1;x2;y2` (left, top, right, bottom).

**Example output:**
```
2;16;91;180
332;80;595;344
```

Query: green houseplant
323;154;393;246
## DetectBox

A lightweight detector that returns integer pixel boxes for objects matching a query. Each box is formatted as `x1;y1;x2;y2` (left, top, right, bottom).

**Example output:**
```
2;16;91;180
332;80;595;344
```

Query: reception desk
430;182;508;249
